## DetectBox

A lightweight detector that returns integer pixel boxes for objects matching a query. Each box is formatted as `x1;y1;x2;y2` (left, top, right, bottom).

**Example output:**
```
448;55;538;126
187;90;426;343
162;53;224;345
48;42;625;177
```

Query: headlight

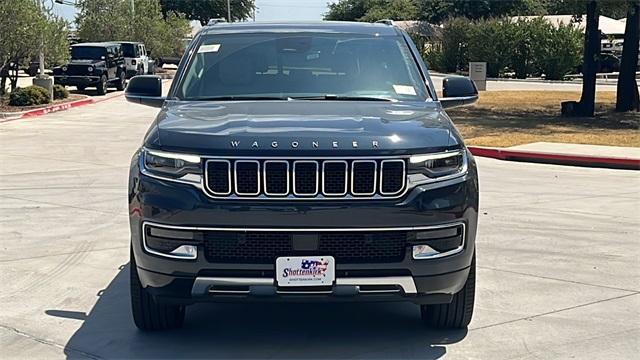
141;149;202;185
87;66;93;72
408;150;468;183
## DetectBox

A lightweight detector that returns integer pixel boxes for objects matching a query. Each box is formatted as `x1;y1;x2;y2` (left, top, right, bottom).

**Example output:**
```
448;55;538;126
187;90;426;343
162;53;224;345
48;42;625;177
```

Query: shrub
423;16;582;79
8;86;50;106
53;84;69;100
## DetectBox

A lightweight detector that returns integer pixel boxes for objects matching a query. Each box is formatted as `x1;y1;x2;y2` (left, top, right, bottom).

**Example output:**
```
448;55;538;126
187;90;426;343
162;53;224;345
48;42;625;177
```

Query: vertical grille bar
293;161;319;196
380;160;406;195
351;160;377;196
234;160;260;195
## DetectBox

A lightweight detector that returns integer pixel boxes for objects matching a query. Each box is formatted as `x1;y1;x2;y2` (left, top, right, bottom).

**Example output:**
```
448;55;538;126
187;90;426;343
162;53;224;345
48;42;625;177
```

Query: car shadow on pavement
51;264;467;359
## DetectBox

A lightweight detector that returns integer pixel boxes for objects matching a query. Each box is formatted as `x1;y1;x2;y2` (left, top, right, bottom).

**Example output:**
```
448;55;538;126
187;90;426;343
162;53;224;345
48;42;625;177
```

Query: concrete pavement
1;94;639;359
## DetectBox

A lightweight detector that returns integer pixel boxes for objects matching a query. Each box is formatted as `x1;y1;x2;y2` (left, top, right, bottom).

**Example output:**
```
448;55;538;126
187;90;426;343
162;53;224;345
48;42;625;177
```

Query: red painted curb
20;98;95;119
468;146;640;170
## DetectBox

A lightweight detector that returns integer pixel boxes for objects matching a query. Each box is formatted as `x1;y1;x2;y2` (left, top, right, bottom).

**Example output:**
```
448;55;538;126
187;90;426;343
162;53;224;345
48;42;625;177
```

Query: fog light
412;244;440;259
169;245;197;258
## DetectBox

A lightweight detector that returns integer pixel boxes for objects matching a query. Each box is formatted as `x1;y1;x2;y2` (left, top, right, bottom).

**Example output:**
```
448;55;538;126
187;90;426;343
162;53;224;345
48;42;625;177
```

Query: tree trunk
563;1;600;117
616;2;640;112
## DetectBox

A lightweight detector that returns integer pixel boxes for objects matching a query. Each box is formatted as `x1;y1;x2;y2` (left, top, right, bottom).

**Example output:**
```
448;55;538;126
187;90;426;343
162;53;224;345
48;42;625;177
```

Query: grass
446;91;640;148
0;94;86;113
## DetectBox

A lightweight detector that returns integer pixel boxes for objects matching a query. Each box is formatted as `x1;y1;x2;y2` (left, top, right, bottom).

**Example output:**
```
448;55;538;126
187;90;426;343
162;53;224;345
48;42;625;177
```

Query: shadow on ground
48;265;466;359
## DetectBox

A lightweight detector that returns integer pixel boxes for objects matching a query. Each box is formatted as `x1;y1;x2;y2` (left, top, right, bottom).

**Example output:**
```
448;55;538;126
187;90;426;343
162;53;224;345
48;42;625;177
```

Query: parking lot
1;93;639;359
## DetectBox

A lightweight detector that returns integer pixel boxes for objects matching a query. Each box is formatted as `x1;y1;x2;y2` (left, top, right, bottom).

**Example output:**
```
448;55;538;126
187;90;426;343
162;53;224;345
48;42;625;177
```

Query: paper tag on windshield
198;44;221;53
393;85;417;96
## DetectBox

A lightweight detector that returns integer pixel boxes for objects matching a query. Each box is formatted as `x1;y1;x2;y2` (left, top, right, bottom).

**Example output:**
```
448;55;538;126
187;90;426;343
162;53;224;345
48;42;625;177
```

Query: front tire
96;75;107;95
420;253;475;329
130;248;185;331
115;71;125;91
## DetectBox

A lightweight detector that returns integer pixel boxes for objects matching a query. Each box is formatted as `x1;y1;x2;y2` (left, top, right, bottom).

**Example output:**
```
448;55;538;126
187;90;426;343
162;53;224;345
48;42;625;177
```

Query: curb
0;97;95;123
0;78;172;123
468;146;640;170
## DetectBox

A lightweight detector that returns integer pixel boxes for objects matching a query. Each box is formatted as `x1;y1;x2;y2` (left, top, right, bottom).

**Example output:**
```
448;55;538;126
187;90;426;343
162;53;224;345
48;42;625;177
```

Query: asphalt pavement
1;93;638;359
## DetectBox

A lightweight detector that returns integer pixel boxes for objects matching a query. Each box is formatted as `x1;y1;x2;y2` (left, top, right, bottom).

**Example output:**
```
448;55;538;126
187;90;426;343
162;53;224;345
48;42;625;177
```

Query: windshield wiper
188;96;290;101
291;95;393;102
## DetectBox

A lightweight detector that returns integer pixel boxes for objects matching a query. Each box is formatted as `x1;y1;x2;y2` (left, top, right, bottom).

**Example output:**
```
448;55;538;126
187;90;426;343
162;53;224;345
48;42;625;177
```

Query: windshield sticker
393;85;417;96
198;44;221;53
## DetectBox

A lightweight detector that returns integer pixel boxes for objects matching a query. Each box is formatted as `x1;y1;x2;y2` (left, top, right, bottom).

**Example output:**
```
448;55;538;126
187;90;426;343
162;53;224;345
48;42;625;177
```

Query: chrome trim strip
292;160;319;196
203;159;232;196
336;277;416;294
263;160;290;196
234;160;261;196
412;223;466;260
321;160;348;196
351;160;377;196
142;223;197;260
191;276;417;296
143;220;464;233
380;159;407;196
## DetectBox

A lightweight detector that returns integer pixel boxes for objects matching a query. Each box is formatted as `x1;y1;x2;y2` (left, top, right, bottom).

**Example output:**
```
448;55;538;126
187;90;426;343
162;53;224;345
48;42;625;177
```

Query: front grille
203;230;408;264
65;64;91;76
204;158;407;199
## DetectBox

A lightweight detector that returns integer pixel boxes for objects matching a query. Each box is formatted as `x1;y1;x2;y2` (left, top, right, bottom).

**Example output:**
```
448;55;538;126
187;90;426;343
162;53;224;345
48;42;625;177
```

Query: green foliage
531;20;583;80
417;0;545;23
76;0;190;58
0;0;69;94
360;0;419;22
424;17;582;80
9;86;50;106
159;0;255;25
53;84;69;100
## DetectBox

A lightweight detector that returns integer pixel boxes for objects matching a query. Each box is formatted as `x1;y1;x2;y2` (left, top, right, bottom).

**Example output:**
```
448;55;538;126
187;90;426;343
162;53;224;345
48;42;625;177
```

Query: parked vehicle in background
25;61;40;77
121;41;154;78
156;38;191;68
53;42;127;95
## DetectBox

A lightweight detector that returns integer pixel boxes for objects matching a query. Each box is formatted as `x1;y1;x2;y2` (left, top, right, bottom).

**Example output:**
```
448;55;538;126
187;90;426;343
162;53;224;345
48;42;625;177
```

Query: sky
52;0;335;24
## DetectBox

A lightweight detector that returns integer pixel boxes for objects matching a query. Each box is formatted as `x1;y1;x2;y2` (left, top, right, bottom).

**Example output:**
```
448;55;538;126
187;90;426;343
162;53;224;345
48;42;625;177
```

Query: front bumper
129;152;479;305
54;75;100;86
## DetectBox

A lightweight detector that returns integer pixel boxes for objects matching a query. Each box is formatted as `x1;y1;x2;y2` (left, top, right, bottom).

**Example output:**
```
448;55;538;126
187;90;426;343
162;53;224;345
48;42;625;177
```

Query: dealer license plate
276;256;335;287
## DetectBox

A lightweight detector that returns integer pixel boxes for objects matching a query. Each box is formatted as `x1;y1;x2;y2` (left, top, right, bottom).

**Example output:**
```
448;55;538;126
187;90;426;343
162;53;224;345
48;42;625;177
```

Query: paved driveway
1;94;638;359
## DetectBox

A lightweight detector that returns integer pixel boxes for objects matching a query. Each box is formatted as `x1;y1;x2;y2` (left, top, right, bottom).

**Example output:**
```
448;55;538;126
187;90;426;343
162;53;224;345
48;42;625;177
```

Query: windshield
177;33;429;101
71;46;106;60
122;43;135;57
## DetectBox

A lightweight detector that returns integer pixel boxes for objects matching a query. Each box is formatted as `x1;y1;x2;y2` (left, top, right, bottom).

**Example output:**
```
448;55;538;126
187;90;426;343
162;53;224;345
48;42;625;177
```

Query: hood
68;59;105;66
147;101;460;156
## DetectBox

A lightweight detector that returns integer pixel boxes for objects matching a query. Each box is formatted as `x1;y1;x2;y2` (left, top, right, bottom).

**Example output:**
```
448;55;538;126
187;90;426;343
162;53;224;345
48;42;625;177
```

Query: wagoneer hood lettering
151;101;457;153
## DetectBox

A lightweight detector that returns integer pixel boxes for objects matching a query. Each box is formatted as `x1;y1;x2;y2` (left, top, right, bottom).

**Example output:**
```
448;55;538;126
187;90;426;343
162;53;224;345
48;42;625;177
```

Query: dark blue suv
125;21;479;331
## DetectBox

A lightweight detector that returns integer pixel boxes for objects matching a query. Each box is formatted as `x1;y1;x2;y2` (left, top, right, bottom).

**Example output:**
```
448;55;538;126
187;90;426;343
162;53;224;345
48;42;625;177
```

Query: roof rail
207;18;227;26
375;19;394;26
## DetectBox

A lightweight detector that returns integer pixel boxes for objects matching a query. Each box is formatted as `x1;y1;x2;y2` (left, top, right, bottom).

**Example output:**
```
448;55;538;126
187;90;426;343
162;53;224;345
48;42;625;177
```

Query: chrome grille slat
204;158;407;200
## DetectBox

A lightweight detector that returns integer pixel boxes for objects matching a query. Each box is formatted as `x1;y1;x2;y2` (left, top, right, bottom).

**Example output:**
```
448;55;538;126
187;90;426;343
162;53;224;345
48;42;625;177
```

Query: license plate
276;256;335;287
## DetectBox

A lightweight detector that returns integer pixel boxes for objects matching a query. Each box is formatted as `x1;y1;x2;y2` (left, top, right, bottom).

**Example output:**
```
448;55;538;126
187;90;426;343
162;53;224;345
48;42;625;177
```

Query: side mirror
440;76;479;109
125;75;165;108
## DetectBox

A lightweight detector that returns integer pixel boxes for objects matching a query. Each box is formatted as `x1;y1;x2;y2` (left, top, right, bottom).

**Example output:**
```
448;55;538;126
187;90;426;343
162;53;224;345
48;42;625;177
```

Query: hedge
8;86;50;106
53;84;69;100
424;17;583;80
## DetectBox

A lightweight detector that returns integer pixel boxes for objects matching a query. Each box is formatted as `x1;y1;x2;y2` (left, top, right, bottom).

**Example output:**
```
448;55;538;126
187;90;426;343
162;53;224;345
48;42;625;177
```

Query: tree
76;0;190;58
616;1;639;112
359;0;419;22
417;0;545;23
0;0;69;95
160;0;255;25
325;0;373;21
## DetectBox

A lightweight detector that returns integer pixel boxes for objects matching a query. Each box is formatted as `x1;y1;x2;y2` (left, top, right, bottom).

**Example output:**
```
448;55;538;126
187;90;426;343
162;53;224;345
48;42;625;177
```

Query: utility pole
227;0;231;22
